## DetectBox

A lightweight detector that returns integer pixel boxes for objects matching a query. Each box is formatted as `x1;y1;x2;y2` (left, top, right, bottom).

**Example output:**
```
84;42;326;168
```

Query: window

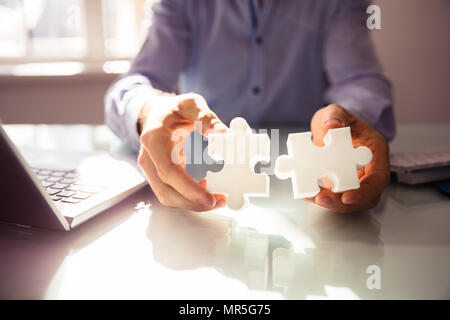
0;0;156;73
0;0;85;59
103;0;150;59
0;0;27;57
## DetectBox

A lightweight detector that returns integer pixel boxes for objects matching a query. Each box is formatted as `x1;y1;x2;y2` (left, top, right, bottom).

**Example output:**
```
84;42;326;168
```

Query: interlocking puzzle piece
275;127;372;198
207;117;270;210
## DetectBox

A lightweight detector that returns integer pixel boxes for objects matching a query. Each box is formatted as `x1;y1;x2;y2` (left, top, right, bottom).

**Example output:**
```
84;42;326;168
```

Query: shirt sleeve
323;0;396;141
104;0;191;151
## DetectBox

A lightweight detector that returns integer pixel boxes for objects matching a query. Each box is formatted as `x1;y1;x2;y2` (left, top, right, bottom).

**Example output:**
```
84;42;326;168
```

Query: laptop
0;123;146;231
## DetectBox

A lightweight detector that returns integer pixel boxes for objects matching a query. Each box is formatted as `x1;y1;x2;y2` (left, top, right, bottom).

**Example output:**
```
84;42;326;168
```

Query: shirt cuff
125;96;144;151
341;101;395;141
122;81;158;151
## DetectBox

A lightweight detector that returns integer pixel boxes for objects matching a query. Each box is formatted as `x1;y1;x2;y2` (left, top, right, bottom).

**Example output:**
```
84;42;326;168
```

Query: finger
203;120;228;137
341;171;388;205
313;188;376;213
320;177;334;189
199;178;227;208
138;149;215;211
177;93;228;136
162;161;216;207
301;197;316;204
342;139;390;205
315;189;347;212
142;133;217;207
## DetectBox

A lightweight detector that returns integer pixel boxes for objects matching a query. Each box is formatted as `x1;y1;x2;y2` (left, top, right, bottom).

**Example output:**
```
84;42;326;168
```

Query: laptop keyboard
390;148;450;184
32;168;106;204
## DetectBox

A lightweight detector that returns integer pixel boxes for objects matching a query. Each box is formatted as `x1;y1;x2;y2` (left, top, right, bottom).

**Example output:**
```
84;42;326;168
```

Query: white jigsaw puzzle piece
275;127;372;198
207;117;270;210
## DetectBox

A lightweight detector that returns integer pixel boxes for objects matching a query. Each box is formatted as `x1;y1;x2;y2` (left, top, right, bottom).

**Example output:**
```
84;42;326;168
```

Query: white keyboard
390;148;450;184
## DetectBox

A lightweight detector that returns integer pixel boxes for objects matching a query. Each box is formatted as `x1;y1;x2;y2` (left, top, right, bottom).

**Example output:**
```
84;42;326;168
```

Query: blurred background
0;0;449;125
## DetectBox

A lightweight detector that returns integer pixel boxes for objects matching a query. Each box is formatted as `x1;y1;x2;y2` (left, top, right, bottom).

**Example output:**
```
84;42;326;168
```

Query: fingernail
214;199;226;208
205;124;228;137
200;197;215;208
323;118;344;127
213;122;228;131
317;196;333;208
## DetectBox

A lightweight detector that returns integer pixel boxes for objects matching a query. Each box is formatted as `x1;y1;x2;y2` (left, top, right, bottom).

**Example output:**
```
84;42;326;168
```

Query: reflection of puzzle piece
275;127;372;198
272;247;315;290
272;248;295;288
207;117;270;210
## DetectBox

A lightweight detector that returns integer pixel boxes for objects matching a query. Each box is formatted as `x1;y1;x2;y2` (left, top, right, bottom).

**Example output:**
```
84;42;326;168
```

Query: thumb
177;93;228;137
310;104;354;146
199;116;228;137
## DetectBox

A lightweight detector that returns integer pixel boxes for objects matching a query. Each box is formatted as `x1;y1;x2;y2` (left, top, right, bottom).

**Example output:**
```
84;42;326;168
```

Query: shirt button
255;36;263;45
252;86;260;95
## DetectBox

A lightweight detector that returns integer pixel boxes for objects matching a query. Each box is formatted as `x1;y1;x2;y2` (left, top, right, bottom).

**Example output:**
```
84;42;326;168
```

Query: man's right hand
138;92;228;211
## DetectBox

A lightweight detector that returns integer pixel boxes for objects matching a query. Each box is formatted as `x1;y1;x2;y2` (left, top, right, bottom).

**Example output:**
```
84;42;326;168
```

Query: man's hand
304;104;390;212
138;92;227;211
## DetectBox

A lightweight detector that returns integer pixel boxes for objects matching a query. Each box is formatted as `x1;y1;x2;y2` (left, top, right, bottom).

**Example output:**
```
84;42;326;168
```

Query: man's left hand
304;104;390;213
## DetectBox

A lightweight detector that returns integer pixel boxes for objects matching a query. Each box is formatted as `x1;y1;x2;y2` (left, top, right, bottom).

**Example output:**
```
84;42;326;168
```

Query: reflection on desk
147;202;385;300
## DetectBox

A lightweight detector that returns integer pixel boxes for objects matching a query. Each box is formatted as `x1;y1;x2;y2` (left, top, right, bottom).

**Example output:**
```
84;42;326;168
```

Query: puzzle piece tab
207;117;270;210
275;127;372;198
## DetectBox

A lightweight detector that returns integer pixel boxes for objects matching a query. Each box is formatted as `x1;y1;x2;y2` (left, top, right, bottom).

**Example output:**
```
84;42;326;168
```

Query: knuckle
374;131;389;148
140;128;153;145
181;97;196;106
157;192;174;208
140;127;168;149
137;156;145;168
137;150;146;168
326;104;344;113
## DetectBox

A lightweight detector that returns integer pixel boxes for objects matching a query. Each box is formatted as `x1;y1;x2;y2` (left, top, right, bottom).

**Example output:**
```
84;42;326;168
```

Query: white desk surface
1;123;449;299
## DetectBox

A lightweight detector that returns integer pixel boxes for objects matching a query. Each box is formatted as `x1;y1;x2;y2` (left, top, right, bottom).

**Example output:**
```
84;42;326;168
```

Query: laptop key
60;178;75;184
62;197;80;204
46;188;61;196
39;169;52;175
73;192;92;200
51;171;66;177
51;196;62;201
41;181;54;188
67;185;83;191
36;174;48;180
65;172;77;179
52;182;70;189
57;190;76;198
46;176;63;182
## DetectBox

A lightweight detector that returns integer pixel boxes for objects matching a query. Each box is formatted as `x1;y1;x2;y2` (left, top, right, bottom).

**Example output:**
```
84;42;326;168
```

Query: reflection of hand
305;104;390;213
138;93;227;211
147;210;230;270
304;207;381;244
